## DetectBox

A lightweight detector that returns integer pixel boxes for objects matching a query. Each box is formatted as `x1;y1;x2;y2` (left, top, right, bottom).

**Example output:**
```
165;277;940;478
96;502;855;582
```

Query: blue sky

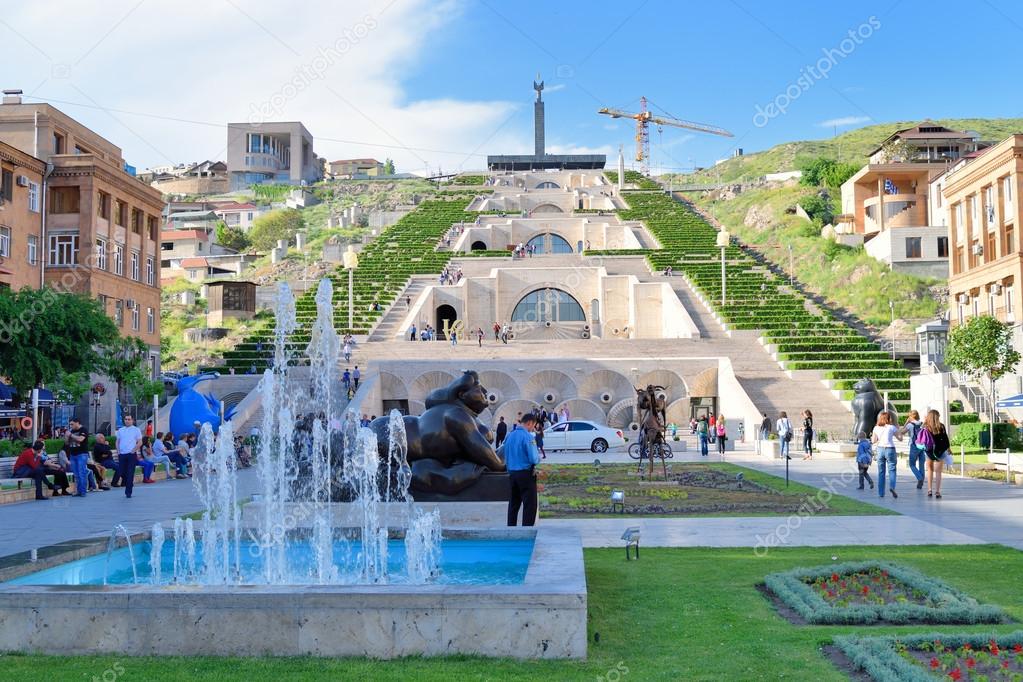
2;0;1021;174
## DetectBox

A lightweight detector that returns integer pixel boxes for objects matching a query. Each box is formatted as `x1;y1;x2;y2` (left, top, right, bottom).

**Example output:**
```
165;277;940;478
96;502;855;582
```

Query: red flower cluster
948;669;962;680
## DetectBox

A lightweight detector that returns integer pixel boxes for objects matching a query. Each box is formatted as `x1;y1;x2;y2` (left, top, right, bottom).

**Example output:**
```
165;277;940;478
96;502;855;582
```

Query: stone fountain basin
0;527;586;659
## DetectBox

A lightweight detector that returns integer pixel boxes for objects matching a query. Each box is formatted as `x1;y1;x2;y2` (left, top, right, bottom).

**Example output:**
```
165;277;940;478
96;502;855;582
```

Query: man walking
493;321;501;341
495;416;508;449
759;413;771;442
66;416;90;497
342;368;351;394
116;414;143;499
504;413;541;526
352;366;361;390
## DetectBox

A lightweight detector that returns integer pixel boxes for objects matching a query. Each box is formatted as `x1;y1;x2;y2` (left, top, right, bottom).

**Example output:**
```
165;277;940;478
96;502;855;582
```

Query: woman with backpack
903;410;925;489
776;411;793;460
801;409;814;460
922;409;949;499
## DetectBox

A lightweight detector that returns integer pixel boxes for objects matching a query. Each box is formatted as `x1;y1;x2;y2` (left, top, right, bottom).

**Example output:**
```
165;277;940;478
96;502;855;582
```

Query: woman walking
534;421;546;460
776;411;793;460
716;415;727;455
801;409;814;460
903;410;925;489
871;412;902;499
924;409;949;498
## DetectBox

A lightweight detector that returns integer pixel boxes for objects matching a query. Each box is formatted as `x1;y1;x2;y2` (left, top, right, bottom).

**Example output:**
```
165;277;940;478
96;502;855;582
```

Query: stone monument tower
533;73;545;158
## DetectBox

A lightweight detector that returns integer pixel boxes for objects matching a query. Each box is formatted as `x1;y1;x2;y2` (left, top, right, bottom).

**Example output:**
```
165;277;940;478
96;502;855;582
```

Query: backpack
915;427;935;451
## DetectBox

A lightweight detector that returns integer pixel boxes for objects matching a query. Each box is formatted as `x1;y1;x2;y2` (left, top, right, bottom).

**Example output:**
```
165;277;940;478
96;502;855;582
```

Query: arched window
536;181;560;189
511;288;586;323
470;240;488;251
526;233;573;255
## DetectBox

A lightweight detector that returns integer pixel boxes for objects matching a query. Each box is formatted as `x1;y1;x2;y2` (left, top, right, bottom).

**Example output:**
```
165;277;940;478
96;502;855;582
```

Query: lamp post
716;230;730;306
889;300;895;360
787;244;793;286
343;245;359;333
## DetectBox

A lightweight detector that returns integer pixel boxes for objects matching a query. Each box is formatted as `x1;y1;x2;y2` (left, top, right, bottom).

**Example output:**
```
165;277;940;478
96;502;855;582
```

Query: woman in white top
870;412;902;499
776;411;793;460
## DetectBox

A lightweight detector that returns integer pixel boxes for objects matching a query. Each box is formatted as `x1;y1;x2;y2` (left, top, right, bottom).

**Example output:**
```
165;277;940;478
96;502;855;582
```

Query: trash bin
979;430;991;448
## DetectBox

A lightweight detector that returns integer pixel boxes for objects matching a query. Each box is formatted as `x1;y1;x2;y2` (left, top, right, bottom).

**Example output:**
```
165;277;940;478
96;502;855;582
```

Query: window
511;288;586;323
97;294;107;313
986;186;996;225
161;241;173;251
248;133;261;153
971;195;978;223
74;144;88;155
131;303;140;331
0;170;11;202
937;236;949;258
48;233;79;265
147;215;157;241
52;132;65;155
97;191;111;220
247;212;253;221
904;236;922;259
113;244;124;275
1006;226;1015;256
146;257;154;286
958;303;964;325
955;202;965;230
27;182;39;212
27;235;37;265
160;259;170;268
1005;176;1014;207
188;268;198;280
0;226;10;257
1007;285;1016;321
935;184;942;207
972;296;980;318
987;231;996;261
114;199;126;227
567;422;596;431
131;208;142;234
114;299;123;327
130;251;140;280
50;186;80;213
95;238;107;270
989;289;996;315
147;307;155;333
956;246;964;274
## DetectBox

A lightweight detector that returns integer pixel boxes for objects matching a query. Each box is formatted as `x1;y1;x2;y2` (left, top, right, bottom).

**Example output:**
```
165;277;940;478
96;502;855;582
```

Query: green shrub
950;421;1021;449
948;413;980;426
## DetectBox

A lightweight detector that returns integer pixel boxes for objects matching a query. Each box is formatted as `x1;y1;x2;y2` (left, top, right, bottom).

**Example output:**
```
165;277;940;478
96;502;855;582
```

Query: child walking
856;431;874;490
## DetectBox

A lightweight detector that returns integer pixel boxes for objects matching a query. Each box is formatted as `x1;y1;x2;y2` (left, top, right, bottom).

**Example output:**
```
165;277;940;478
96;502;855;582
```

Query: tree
799;193;835;227
945;315;1021;453
215;220;251;252
383;158;395;175
799;157;859;190
0;288;118;398
248;208;304;251
101;337;164;409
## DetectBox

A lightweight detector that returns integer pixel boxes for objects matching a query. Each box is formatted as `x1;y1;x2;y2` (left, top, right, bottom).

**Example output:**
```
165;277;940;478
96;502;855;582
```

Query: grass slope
4;545;1020;681
673;117;1023;184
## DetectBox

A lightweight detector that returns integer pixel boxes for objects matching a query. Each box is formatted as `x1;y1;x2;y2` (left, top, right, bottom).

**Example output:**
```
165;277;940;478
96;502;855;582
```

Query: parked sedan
543;420;626;453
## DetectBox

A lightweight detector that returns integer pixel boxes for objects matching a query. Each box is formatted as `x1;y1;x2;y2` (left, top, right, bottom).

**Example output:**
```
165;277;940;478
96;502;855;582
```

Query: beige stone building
0;141;46;291
0;92;164;374
944;134;1023;327
328;158;384;178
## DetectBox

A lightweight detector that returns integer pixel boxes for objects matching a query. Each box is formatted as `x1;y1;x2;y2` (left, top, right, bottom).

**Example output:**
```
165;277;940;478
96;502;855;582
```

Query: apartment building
944;134;1023;327
839;122;986;278
226;121;321;190
213;201;267;231
0;91;164;379
0;141;45;291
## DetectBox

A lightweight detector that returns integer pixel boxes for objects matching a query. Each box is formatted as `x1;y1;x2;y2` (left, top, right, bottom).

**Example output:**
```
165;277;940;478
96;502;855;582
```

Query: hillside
671;118;1023;184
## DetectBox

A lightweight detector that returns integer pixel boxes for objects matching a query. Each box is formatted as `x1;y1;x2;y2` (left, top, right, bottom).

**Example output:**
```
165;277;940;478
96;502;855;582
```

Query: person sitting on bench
13;440;58;500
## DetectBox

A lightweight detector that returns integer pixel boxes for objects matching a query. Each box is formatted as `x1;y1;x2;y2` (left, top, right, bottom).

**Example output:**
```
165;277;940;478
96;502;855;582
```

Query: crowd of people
10;415;254;501
438;265;463;286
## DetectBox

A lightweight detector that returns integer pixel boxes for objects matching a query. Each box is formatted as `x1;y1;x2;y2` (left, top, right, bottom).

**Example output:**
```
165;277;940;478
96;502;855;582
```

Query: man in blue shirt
503;413;541;526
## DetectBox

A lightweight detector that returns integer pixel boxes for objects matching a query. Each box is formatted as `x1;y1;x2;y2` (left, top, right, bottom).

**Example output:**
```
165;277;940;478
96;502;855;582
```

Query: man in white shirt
115;414;143;498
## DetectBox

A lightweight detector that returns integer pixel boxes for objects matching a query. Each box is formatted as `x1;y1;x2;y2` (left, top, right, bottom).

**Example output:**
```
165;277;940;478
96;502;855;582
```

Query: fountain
0;278;586;659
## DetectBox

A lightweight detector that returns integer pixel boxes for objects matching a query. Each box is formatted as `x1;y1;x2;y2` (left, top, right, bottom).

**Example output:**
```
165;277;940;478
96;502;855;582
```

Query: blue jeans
698;433;708;456
877;447;897;496
908;445;926;482
780;438;790;458
70;453;89;496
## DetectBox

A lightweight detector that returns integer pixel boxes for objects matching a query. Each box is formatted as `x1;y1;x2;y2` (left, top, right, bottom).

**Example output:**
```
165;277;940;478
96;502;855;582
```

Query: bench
0;457;176;504
0;457;74;490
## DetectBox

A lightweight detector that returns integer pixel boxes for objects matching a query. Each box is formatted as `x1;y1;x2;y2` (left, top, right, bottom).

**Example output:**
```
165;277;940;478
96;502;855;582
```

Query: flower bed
836;631;1023;681
764;561;1008;625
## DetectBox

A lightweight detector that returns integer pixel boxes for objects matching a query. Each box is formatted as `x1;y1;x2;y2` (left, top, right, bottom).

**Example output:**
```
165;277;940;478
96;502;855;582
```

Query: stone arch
637;369;687;403
578;369;634;406
530;203;564;214
554;398;606;424
606;397;637;429
494;399;541;425
408;370;456;404
408;399;426;416
523;369;578;406
379;371;408;400
689;367;718;398
477;369;520;406
511;287;586;323
536;181;560;189
666;398;691;426
526;232;573;255
470;240;488;251
435;304;457;338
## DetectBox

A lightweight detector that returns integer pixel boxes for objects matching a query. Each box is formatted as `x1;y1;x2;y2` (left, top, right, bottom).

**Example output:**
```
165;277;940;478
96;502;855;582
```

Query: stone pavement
0;443;1020;558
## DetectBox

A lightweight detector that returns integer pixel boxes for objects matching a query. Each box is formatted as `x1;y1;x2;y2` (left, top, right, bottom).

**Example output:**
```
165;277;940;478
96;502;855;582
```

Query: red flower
881;570;888;577
831;572;839;582
963;643;972;651
861;586;869;595
966;657;976;669
1004;660;1011;669
948;669;962;681
1014;643;1023;653
930;657;940;669
840;580;846;588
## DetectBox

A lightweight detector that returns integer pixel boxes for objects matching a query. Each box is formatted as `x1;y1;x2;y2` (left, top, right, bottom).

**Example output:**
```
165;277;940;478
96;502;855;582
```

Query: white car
542;420;625;453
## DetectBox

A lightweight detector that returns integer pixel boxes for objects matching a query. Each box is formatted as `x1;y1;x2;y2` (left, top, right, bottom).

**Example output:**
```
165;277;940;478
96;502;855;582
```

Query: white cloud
545;83;566;93
0;0;533;174
818;115;871;128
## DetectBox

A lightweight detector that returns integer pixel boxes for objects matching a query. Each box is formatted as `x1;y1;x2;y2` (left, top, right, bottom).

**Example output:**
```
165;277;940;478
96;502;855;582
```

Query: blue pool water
6;538;534;586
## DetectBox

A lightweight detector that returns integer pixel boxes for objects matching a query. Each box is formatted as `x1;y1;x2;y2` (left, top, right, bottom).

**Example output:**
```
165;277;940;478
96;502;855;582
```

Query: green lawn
3;544;1020;680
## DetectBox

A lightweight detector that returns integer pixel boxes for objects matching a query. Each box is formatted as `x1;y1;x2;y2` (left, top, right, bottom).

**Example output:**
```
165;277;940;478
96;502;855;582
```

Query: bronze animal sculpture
636;384;669;478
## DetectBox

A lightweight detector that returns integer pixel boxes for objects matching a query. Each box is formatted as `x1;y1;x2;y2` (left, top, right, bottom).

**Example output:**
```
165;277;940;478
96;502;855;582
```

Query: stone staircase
367;276;432;341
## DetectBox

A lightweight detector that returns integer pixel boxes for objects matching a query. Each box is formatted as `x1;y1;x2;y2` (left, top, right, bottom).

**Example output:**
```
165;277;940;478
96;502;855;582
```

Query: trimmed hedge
763;560;1008;625
948;412;981;426
835;631;1023;682
950;422;1022;450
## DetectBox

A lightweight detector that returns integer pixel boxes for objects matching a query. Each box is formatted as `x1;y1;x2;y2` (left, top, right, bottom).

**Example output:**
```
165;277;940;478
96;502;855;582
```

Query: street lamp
889;300;895;360
343;245;359;332
716;230;730;306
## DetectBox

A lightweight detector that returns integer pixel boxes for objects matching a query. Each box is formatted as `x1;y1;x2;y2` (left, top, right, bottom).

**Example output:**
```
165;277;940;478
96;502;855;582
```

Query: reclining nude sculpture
368;370;506;496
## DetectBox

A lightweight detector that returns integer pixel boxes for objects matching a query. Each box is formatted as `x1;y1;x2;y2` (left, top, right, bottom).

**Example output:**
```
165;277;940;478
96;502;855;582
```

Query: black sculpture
850;377;897;440
368;370;507;496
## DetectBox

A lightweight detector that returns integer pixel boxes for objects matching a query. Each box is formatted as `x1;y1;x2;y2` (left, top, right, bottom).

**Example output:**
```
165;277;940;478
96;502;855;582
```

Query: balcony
864;193;927;232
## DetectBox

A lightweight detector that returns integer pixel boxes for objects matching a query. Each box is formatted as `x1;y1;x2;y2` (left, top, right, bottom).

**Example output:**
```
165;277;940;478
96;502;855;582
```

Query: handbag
941;450;954;467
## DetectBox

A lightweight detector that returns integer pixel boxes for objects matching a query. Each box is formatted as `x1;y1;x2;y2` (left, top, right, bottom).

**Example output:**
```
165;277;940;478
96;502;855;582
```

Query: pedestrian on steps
801;409;814;460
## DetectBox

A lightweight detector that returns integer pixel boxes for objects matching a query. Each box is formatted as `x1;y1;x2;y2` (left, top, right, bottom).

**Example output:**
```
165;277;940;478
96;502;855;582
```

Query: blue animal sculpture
169;373;236;436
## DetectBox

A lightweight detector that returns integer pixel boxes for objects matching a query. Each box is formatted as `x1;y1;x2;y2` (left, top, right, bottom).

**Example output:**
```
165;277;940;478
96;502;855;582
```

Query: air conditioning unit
972;244;984;256
990;283;1003;295
15;175;29;187
957;294;970;305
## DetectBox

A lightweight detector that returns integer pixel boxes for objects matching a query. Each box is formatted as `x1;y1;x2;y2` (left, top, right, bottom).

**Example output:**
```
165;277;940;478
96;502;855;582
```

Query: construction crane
598;97;733;176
